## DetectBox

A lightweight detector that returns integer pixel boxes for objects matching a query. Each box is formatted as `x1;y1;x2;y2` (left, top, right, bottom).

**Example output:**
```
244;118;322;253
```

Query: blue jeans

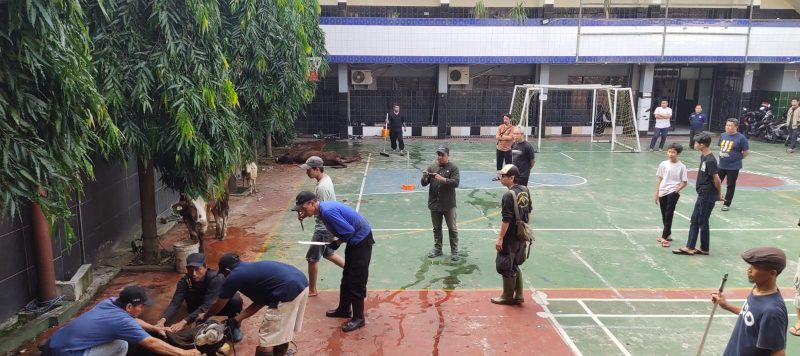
686;194;717;251
83;340;128;356
649;127;669;149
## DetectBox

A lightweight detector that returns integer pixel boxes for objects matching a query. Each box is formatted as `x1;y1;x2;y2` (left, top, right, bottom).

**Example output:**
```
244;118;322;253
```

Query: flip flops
672;247;695;255
657;237;670;248
790;326;800;337
693;249;710;255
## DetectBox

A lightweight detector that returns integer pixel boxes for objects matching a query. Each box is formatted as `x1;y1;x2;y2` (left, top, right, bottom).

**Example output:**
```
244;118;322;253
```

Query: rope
24;295;64;314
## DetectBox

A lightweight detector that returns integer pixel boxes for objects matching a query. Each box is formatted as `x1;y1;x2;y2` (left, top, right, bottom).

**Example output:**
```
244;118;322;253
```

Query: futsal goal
509;84;642;152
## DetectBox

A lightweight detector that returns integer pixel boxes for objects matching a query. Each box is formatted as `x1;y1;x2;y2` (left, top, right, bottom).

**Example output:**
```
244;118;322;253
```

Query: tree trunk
266;131;273;158
252;139;258;164
31;201;57;303
138;158;159;264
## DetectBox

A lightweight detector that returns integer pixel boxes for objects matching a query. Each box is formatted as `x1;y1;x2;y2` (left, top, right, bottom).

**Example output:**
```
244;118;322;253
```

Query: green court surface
264;137;800;355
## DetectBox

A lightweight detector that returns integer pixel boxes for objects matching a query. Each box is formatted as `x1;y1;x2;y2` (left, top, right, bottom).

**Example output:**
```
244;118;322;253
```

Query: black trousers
689;129;698;148
389;129;404;151
658;192;680;238
514;175;530;186
337;233;374;314
718;169;740;207
496;150;512;171
786;128;800;149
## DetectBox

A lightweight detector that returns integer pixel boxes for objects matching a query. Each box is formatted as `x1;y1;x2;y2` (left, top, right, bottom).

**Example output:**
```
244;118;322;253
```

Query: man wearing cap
293;191;374;332
299;156;345;296
711;247;788;356
492;164;532;305
421;145;460;260
43;286;198;356
204;253;309;356
156;253;243;340
510;126;536;186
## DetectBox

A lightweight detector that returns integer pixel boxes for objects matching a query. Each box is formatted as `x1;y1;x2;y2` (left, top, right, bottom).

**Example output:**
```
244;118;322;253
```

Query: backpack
510;189;534;262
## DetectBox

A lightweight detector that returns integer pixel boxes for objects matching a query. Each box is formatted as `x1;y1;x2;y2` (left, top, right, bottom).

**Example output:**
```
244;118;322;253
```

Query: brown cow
275;149;360;167
172;180;232;252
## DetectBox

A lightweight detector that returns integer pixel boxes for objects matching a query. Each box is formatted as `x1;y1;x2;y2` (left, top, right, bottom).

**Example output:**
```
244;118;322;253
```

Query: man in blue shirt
44;286;198;356
712;247;787;356
203;253;309;356
294;191;375;332
688;104;706;149
718;118;750;211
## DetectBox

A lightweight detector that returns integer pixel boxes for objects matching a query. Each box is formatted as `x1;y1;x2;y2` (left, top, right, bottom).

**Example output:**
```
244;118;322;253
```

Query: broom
696;273;729;356
380;113;390;157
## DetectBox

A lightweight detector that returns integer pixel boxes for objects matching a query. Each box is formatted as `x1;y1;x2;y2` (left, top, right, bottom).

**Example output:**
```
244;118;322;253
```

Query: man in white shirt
649;100;673;152
299;156;345;296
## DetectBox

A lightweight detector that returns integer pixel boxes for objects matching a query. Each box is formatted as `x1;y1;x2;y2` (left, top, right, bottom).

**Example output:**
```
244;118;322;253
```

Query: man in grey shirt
421;145;460;261
300;156;345;296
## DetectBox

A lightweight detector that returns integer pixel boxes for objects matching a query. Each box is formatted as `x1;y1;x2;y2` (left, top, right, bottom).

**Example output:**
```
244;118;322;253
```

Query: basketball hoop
307;56;322;82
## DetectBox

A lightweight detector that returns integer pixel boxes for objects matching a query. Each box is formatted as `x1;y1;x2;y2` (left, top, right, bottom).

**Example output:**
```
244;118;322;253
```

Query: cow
172;180;232;252
242;162;258;195
275;149;360;167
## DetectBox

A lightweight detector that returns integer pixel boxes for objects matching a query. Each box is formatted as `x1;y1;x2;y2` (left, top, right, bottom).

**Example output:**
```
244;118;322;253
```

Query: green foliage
86;0;248;199
222;0;327;158
473;0;487;19
0;0;122;235
508;2;527;25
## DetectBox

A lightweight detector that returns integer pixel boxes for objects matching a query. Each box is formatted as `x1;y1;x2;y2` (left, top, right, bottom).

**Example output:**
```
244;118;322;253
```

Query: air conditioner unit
351;70;374;85
448;66;470;85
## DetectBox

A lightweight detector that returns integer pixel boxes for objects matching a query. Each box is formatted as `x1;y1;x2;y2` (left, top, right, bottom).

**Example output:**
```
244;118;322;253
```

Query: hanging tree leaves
0;0;122;234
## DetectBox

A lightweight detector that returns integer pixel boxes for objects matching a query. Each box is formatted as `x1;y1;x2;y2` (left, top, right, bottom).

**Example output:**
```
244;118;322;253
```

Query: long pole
697;273;729;356
591;88;597;143
538;94;544;151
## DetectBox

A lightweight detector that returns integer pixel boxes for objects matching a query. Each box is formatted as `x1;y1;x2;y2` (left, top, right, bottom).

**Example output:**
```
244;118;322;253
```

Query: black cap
186;252;206;267
218;252;241;273
500;164;520;177
118;285;154;306
436;145;449;155
741;247;786;274
291;191;316;211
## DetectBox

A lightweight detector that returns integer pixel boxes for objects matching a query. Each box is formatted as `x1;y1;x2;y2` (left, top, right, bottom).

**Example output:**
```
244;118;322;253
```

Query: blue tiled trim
321;17;798;27
328;55;800;64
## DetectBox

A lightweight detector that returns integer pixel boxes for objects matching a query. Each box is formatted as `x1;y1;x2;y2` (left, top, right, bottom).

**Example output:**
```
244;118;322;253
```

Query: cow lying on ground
275;150;360;167
172;180;231;252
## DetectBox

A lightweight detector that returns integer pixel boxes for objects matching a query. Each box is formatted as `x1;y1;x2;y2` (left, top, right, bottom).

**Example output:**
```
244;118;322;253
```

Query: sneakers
658;148;663;151
427;249;443;258
721;205;729;211
649;148;654;152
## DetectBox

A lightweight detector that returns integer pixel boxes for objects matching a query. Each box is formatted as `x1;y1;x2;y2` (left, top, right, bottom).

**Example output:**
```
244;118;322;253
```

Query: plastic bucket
381;128;389;137
174;239;199;274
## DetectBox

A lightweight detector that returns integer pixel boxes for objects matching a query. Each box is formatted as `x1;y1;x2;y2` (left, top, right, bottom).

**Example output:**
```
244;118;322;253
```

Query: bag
510;189;534;263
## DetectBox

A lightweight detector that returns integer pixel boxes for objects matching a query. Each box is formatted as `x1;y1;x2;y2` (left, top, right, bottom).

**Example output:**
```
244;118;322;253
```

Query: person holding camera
421;145;461;261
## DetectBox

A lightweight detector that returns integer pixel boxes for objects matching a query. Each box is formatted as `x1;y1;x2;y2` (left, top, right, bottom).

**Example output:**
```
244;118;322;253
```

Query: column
542;0;554;18
436;64;448;139
440;0;450;18
741;63;758;111
338;63;350;135
637;64;655;133
337;0;347;17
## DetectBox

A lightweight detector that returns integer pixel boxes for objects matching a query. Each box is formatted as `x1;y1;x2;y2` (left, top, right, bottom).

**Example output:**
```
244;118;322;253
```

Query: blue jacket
319;201;372;245
689;112;706;130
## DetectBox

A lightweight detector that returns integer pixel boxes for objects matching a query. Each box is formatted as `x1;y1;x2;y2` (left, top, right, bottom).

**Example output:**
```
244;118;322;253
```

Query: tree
86;0;248;260
221;0;327;159
0;0;121;236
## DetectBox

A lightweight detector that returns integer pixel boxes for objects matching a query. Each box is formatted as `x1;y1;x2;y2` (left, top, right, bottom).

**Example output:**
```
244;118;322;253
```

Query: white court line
750;150;788;161
355;153;371;212
559;313;741;318
370;227;796;232
577;300;632;356
549;298;793;302
570;249;627;301
525;281;584;356
560;152;576;160
674;211;691;221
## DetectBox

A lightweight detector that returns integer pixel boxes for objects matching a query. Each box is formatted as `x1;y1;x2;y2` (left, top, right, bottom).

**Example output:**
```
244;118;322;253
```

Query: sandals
693;249;710;255
657;237;671;247
790;326;800;337
672;247;695;255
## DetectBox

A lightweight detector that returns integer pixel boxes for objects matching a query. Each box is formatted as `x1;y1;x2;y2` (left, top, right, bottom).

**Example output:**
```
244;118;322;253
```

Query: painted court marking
577;300;633;356
569;249;626;301
370;227;796;232
525;278;584;356
749;150;789;161
674;211;691;221
355;153;371;212
560;152;576;160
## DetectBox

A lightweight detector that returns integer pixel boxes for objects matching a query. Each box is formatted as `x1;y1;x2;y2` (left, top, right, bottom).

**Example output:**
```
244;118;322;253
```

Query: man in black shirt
673;133;723;255
492;164;532;305
385;103;405;154
156;253;243;340
510;126;536;186
421;145;460;261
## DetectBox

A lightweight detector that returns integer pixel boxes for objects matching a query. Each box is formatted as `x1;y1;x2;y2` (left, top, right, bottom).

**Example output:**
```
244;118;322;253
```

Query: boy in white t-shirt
654;142;688;247
649;100;673;151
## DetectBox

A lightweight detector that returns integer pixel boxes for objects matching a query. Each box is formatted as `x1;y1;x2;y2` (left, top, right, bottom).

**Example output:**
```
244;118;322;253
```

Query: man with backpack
492;164;533;305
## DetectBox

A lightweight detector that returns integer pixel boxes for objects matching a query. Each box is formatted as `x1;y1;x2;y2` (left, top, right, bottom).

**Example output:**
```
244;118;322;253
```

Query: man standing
673;133;724;256
510;126;536;186
492;164;532;305
293;191;374;332
786;98;800;153
204;253;309;356
649;100;672;152
718;118;750;211
495;114;514;172
385;103;405;154
421;145;460;261
711;247;787;356
688;104;706;149
44;286;198;356
299;156;345;296
157;253;243;340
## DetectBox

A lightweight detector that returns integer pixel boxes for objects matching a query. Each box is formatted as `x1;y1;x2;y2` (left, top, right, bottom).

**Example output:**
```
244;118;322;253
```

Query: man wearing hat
711;247;788;356
156;253;243;340
492;164;532;305
421;145;461;260
293;191;374;332
203;253;309;356
43;286;198;356
299;156;345;297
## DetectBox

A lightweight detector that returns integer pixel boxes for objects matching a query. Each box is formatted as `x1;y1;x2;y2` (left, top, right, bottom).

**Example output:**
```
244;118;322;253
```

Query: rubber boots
514;271;524;304
490;276;517;305
342;298;366;332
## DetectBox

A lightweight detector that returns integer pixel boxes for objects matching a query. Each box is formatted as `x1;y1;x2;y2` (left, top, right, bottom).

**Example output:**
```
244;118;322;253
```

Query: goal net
509;84;641;152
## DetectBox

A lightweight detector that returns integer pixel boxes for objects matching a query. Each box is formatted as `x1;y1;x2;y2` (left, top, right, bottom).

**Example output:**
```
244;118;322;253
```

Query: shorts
258;287;309;347
305;229;336;263
794;257;800;309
